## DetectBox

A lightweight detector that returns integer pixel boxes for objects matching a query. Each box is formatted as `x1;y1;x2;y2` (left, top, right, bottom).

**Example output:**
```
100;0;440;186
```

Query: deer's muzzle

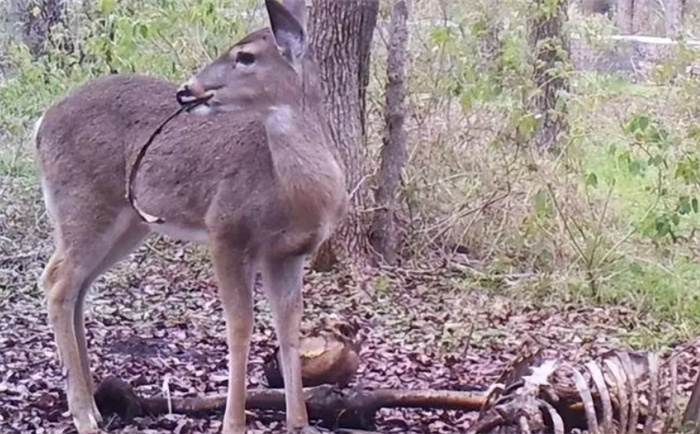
176;79;212;106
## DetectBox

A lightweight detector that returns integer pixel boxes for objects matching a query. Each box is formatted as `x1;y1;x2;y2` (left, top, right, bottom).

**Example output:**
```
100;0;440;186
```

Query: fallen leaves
1;176;700;433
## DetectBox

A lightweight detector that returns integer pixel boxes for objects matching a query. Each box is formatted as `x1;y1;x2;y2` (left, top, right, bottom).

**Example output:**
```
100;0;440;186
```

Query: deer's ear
282;0;307;29
265;0;306;62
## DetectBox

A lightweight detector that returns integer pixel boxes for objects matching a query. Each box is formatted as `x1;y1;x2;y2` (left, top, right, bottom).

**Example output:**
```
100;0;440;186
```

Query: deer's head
176;0;309;115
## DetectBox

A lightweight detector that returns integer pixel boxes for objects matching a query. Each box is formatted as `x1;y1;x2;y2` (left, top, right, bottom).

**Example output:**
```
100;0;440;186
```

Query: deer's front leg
211;242;256;434
261;254;316;433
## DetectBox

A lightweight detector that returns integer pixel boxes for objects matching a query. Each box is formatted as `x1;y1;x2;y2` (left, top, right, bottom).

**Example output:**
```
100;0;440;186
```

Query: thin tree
664;0;684;37
5;0;66;56
370;0;410;264
631;0;651;34
308;0;380;270
527;0;571;152
615;0;634;34
580;0;614;17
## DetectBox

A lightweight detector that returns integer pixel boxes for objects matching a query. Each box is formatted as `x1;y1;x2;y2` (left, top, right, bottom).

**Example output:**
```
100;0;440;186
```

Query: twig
546;183;587;264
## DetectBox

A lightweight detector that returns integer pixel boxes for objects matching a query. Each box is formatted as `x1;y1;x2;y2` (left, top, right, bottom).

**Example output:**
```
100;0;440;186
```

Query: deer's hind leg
41;202;149;434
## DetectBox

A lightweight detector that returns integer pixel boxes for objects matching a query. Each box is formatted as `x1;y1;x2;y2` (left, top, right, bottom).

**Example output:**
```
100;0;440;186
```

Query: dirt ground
2;176;700;433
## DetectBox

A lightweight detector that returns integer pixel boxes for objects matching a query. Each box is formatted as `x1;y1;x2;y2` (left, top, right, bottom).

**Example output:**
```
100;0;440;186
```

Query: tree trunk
5;0;66;56
615;0;634;33
664;0;683;37
370;0;409;264
632;0;651;34
308;0;379;270
580;0;614;17
475;0;504;83
528;0;570;152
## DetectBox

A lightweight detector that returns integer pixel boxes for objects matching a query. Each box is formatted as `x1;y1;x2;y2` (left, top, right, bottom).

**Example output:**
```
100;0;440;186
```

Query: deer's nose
176;78;208;105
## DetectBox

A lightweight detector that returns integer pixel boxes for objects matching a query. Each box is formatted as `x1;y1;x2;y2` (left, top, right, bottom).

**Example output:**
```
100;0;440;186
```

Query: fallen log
93;376;592;431
95;377;486;430
92;347;679;432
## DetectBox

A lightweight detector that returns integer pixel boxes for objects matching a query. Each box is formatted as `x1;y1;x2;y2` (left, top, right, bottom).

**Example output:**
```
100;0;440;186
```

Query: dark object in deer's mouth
176;87;215;106
182;95;215;113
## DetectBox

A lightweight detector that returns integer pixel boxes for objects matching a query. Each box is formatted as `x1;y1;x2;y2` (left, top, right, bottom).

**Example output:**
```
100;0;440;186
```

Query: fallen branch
607;35;700;46
93;346;687;432
94;378;486;430
94;376;598;431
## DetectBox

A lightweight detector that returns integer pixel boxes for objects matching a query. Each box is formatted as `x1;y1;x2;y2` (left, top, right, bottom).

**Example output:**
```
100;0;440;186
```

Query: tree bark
580;0;614;17
478;4;503;67
527;0;570;152
94;378;486;430
632;0;651;34
664;0;683;37
370;0;409;264
4;0;66;56
615;0;634;33
308;0;379;270
92;376;600;432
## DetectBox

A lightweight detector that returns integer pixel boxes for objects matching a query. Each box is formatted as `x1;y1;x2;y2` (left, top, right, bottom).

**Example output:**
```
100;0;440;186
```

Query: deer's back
36;74;180;204
35;74;343;253
37;73;279;219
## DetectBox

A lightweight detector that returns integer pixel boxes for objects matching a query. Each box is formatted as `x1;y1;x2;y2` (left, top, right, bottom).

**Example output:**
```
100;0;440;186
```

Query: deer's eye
235;51;255;66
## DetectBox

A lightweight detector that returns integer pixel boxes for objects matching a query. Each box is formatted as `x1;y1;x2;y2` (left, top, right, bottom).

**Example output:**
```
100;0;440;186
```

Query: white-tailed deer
34;1;347;433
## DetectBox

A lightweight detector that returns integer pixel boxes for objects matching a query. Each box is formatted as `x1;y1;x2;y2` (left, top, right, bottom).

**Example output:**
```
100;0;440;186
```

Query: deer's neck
264;104;345;224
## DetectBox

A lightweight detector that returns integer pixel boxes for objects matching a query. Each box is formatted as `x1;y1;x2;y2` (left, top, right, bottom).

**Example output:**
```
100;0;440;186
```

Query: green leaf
533;189;552;217
638;115;650;131
629;114;650;133
629;261;643;274
459;91;473;111
656;217;671;237
517;113;538;137
585;172;598;188
687;125;700;140
674;155;700;183
692;198;698;213
137;23;149;38
99;0;116;14
430;27;452;45
671;214;680;226
648;155;664;167
628;159;644;176
679;196;692;215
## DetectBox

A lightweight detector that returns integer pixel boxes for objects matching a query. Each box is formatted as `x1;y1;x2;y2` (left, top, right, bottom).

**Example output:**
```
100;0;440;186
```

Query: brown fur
36;1;346;433
40;252;65;292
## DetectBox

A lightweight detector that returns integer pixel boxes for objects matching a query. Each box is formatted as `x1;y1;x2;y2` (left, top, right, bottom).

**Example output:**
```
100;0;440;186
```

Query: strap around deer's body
126;101;205;224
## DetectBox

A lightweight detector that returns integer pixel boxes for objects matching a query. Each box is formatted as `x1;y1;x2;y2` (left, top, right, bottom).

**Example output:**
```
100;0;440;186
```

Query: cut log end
94;377;144;422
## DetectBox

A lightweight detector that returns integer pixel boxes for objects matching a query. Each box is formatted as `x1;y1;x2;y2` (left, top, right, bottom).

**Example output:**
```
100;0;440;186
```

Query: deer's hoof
290;426;331;434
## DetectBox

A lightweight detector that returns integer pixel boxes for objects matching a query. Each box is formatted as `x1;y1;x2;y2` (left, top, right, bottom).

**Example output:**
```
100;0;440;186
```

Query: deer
33;1;347;433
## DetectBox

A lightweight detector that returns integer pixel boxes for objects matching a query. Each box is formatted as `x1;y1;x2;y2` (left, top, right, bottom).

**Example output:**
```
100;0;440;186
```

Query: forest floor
2;176;700;434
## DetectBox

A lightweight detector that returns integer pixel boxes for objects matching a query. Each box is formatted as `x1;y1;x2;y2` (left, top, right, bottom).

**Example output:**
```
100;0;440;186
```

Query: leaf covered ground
2;176;700;433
